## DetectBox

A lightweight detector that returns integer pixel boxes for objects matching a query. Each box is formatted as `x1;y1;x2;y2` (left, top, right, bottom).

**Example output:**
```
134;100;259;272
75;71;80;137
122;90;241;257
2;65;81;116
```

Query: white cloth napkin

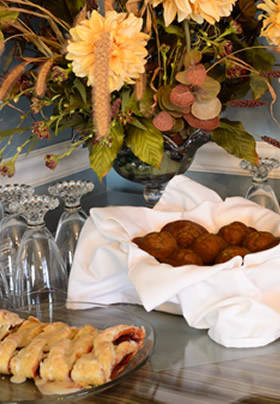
68;175;280;348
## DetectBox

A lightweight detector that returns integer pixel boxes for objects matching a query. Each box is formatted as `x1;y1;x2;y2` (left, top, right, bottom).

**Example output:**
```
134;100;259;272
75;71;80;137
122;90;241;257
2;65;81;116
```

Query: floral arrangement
0;0;280;180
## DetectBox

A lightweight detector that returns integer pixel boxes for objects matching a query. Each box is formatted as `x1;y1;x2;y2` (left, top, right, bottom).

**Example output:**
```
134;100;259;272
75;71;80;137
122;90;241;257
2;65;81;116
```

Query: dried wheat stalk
104;0;114;13
0;62;29;101
0;41;4;57
73;6;87;26
92;32;111;139
35;58;54;98
135;73;146;101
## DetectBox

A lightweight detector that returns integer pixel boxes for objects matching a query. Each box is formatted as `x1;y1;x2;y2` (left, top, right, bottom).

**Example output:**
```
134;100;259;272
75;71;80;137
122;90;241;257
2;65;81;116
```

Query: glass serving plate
0;301;155;404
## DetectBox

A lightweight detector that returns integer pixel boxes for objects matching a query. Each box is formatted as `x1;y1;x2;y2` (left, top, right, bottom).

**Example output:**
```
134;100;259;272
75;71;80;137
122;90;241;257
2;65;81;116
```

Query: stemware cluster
0;180;94;310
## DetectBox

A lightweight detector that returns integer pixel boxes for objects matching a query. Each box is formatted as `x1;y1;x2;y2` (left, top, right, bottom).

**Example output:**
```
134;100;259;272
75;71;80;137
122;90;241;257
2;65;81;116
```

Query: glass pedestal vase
113;130;211;207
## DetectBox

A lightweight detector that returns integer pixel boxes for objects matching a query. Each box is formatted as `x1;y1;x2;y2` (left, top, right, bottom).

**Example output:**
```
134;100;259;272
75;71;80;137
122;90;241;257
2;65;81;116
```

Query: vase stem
143;184;164;208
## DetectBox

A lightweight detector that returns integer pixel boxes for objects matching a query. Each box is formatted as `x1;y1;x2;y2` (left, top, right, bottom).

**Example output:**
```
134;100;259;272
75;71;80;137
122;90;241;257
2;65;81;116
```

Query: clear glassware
0;264;11;309
0;202;3;222
113;130;211;207
0;184;33;217
240;157;280;213
12;195;68;309
48;179;94;274
0;184;33;300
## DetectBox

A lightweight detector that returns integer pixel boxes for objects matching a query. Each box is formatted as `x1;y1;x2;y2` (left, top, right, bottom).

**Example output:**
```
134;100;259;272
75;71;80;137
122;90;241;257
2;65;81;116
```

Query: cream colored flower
150;0;237;26
258;0;280;47
66;10;149;92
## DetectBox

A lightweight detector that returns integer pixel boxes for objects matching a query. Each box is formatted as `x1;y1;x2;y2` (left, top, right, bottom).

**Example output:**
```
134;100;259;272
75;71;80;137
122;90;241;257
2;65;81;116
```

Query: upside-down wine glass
0;184;34;301
12;195;68;310
48;179;94;274
0;264;11;309
240;157;280;213
0;202;3;222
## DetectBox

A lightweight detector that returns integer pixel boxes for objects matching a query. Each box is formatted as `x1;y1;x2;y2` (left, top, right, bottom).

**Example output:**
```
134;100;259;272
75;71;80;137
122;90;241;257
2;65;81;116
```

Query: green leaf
244;39;275;72
0;10;19;24
138;87;154;117
73;78;87;104
126;119;164;168
130;117;147;131
0;127;31;138
249;73;268;100
122;90;148;116
89;120;125;181
157;20;184;38
121;90;131;112
125;92;139;115
211;119;258;164
219;79;250;103
67;93;89;111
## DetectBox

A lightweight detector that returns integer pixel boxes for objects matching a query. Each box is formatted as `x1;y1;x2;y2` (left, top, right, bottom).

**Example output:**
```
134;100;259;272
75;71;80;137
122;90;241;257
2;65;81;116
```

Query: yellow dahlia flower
258;0;280;47
66;11;149;92
151;0;237;26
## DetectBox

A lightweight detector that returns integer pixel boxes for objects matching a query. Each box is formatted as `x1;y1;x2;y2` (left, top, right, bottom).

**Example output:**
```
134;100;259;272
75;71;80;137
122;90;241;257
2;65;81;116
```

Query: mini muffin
248;226;257;234
132;237;144;247
217;221;251;246
132;231;178;260
161;220;208;248
242;231;279;253
215;246;250;264
192;233;228;265
161;248;203;267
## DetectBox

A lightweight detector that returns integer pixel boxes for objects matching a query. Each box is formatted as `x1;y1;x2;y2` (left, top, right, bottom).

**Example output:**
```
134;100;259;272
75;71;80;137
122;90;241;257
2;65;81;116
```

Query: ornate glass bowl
113;130;211;207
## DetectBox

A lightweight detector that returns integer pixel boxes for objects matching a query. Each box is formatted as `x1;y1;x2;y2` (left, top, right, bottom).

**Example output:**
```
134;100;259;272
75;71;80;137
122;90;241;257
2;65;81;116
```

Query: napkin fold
68;175;280;348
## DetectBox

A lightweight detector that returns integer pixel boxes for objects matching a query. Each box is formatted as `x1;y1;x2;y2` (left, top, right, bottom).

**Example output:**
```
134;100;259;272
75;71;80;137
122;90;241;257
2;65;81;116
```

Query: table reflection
29;189;280;403
74;304;280;404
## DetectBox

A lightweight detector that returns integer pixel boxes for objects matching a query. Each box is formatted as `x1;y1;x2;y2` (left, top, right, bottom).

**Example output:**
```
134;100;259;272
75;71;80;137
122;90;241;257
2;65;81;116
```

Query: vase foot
143;184;165;208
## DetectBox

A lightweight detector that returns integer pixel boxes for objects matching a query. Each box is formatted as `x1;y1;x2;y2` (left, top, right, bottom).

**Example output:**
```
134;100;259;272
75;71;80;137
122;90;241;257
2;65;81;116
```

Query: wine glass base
14;290;68;319
245;191;280;213
241;158;280;214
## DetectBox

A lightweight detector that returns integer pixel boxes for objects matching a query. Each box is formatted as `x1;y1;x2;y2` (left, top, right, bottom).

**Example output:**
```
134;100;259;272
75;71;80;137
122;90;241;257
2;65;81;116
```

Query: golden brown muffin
192;233;228;265
248;226;257;233
161;220;208;248
217;221;251;246
242;231;279;253
132;231;178;260
215;246;250;264
132;237;144;247
161;248;203;267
